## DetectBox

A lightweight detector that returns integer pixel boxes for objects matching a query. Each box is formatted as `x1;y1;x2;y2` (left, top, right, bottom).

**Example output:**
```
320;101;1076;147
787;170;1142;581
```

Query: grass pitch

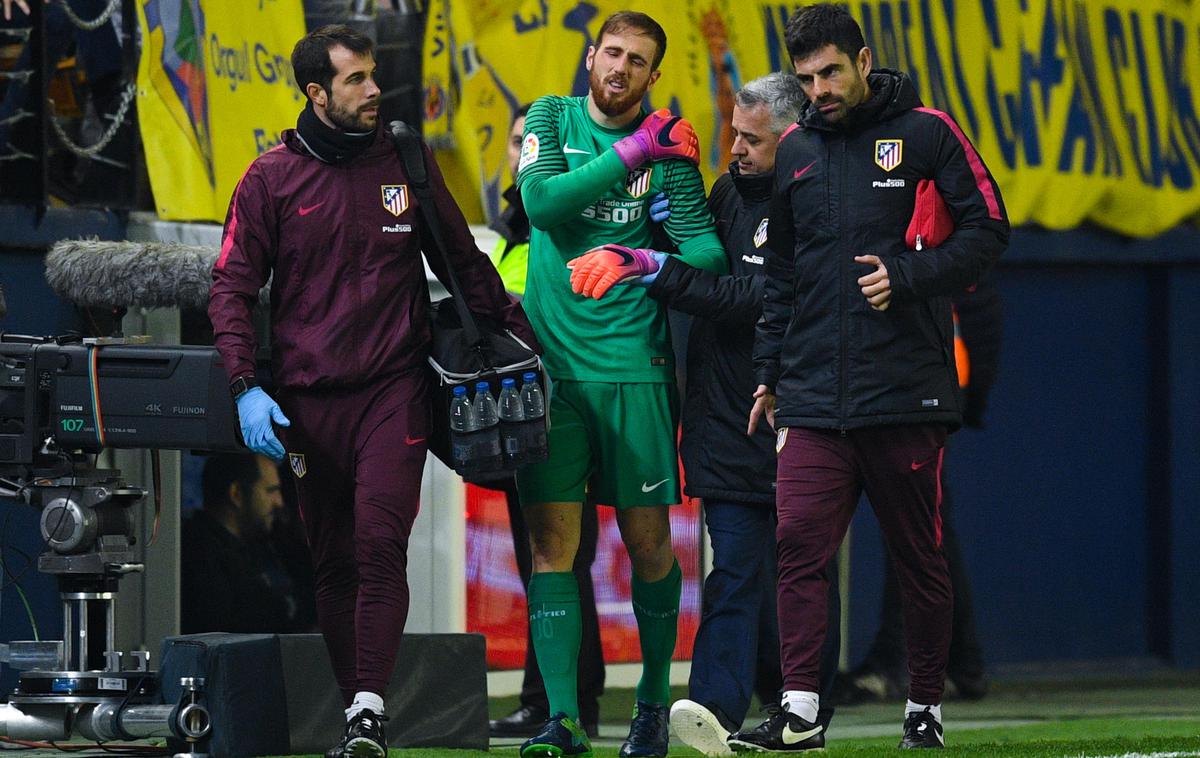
375;721;1200;757
250;671;1199;756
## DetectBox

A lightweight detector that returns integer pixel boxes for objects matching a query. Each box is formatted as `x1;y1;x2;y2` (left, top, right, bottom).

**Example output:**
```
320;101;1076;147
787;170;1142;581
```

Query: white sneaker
669;699;734;757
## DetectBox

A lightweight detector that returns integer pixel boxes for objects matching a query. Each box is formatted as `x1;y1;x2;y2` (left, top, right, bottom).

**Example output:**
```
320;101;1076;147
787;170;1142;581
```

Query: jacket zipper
836;138;848;436
348;165;362;377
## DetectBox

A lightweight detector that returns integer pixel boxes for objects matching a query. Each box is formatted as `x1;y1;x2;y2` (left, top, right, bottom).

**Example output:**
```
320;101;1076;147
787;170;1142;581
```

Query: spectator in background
486;105;533;298
181;454;312;634
834;276;1003;705
486;104;606;740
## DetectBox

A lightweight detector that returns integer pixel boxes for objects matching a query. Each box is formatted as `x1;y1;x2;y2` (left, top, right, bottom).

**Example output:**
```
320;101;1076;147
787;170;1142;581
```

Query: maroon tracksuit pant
775;423;952;705
278;369;430;704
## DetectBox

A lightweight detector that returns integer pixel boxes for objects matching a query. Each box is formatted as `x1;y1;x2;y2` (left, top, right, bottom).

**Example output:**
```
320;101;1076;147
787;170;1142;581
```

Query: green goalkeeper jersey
517;95;728;383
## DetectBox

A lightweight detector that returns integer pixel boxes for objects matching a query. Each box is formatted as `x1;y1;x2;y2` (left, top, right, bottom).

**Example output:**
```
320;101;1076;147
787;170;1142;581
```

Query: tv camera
0;332;241;751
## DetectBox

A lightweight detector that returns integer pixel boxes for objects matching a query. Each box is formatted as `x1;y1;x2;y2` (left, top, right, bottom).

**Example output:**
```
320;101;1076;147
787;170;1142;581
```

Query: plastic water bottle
448;385;478;471
449;385;476;432
520;372;546;419
519;372;548;463
473;381;500;428
497;377;527;465
471;380;503;471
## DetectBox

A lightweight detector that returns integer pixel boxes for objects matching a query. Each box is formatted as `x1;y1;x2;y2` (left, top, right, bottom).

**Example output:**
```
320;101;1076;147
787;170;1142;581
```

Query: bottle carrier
389;121;549;479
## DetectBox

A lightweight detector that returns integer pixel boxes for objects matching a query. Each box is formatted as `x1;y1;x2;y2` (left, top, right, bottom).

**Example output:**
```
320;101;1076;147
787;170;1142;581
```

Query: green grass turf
297;717;1200;756
831;719;1200;754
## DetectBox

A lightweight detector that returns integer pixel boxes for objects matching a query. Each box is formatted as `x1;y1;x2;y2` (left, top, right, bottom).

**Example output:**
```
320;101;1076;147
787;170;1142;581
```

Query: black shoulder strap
387;120;482;347
390;120;428;187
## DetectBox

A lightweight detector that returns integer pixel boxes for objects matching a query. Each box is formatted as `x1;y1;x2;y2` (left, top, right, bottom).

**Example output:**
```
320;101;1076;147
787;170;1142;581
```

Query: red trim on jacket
915;107;1002;221
216;144;286;270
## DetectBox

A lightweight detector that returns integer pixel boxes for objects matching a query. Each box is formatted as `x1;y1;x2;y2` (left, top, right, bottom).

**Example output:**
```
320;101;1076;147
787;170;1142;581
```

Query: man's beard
326;96;377;133
238;507;273;542
589;66;646;117
818;75;868;124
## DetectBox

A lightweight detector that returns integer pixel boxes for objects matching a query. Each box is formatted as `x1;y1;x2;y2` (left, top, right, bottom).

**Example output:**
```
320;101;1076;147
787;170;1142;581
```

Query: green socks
529;561;681;714
631;559;682;705
528;571;582;721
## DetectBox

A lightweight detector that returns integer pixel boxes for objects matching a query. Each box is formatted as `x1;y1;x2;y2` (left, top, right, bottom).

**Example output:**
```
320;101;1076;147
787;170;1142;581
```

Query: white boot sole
670;700;733;757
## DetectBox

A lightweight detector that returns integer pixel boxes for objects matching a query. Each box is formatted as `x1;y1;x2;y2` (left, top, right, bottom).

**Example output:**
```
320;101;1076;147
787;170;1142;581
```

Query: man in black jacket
743;5;1009;751
182;454;310;634
588;72;840;756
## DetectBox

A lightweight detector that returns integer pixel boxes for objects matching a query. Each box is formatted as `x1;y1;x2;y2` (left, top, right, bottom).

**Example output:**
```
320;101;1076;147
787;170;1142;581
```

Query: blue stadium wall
2;212;1198;674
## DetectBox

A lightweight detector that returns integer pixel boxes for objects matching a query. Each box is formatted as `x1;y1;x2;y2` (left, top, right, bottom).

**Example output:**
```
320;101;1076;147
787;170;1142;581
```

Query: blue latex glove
649;192;670;223
235;386;290;460
635;250;668;287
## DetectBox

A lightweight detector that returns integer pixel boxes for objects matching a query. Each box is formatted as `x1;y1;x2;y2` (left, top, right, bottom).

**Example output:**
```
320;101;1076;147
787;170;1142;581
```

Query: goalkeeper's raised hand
567;244;666;299
612;109;700;169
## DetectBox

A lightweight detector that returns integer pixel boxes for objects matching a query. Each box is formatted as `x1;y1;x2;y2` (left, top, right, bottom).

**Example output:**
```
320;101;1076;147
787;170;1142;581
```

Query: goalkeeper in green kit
514;10;728;758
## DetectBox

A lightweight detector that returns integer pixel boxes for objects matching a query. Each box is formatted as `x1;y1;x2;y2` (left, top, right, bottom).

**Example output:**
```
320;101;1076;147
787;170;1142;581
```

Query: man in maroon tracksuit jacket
208;25;538;758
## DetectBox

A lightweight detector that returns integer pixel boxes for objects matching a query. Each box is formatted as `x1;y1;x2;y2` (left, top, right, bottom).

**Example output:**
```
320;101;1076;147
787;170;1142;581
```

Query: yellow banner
136;0;307;221
424;0;1200;238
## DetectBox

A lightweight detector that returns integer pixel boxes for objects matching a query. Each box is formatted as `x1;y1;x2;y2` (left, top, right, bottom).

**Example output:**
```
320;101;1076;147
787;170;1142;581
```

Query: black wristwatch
230;375;258;400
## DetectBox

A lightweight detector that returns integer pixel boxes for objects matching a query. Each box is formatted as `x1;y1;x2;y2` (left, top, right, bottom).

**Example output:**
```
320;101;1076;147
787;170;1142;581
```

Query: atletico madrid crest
381;184;409;216
754;218;769;248
875;140;903;171
288;453;307;479
625;167;653;198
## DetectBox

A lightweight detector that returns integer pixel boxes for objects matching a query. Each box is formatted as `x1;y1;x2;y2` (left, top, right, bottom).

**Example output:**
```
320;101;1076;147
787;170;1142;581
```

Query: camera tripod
0;464;211;754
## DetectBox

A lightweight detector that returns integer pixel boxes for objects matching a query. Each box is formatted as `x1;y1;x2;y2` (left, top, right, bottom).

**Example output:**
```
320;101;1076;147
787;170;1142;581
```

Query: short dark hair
596;11;668;71
201;454;264;511
784;4;866;63
291;24;375;99
512;102;531;127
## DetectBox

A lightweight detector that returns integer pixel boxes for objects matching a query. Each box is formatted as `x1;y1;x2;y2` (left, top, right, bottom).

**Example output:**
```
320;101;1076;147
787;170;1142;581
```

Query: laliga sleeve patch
518;132;540;172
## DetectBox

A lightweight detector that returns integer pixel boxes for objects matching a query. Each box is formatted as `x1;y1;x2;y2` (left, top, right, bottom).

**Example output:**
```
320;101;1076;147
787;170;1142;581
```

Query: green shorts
515;379;680;508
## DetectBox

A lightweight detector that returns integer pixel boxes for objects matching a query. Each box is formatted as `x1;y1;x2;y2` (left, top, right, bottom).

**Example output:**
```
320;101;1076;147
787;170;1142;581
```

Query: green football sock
631;559;682;705
528;571;582;721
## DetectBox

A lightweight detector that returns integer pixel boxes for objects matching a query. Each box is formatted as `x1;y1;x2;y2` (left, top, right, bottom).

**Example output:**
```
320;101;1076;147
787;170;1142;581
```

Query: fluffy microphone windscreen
45;240;219;310
44;240;271;310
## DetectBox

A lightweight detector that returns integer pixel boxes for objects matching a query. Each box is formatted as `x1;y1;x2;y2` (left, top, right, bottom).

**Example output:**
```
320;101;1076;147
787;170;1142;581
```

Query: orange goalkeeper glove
567;244;665;299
